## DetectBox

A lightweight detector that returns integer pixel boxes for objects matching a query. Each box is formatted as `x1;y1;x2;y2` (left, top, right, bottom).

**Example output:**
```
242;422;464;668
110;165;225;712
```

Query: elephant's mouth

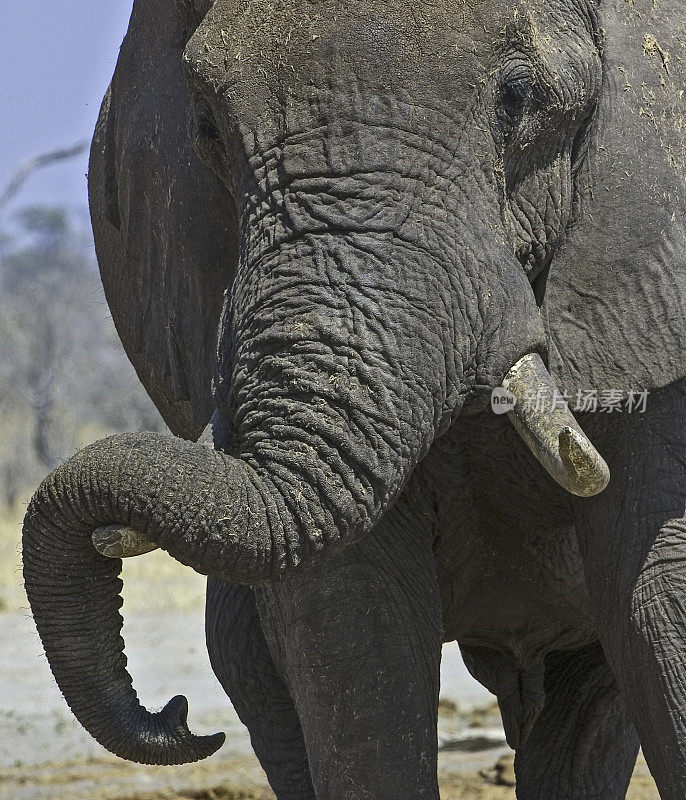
93;351;609;561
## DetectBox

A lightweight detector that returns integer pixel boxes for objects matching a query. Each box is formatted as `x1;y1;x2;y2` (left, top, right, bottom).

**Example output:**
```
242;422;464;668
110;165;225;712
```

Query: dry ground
0;749;660;800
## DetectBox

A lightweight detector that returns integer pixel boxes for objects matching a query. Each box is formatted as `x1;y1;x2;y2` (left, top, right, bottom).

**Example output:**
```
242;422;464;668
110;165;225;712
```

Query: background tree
0;205;165;509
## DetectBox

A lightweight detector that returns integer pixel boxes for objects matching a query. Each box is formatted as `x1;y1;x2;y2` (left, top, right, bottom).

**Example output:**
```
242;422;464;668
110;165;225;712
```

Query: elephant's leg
514;642;639;799
206;579;316;799
204;412;315;798
255;509;443;800
574;380;686;800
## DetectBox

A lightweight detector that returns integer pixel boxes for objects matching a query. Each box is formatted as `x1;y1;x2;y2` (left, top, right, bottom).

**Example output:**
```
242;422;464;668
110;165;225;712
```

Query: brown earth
0;749;660;800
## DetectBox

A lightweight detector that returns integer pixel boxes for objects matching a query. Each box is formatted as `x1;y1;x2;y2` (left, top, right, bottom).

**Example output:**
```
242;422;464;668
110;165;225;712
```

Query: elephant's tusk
92;525;159;558
502;353;610;497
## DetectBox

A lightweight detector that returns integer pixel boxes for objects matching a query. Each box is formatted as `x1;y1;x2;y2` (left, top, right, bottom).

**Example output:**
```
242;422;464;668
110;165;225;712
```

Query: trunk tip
138;694;226;765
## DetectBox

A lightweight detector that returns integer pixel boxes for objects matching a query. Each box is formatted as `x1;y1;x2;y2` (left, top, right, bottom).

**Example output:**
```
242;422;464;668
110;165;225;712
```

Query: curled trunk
23;198;550;765
22;416;404;763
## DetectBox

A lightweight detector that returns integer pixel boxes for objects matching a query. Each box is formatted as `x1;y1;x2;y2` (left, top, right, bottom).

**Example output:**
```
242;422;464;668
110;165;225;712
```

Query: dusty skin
1;510;659;800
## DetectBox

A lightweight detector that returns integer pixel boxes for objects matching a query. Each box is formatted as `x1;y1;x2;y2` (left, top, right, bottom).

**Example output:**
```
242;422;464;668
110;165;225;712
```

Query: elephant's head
22;0;684;766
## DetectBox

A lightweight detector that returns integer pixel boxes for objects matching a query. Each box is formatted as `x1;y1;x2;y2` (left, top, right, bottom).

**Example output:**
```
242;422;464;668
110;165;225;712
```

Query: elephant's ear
89;0;238;440
542;0;684;395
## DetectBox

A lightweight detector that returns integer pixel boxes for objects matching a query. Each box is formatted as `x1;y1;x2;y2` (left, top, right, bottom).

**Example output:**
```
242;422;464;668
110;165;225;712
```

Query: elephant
21;0;685;797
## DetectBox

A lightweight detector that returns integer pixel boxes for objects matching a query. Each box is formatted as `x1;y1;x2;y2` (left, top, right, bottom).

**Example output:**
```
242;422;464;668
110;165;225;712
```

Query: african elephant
22;0;684;798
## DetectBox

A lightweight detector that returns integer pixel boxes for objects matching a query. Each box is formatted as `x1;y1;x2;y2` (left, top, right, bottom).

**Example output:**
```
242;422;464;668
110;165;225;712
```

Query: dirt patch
0;754;270;800
92;787;273;800
0;751;658;800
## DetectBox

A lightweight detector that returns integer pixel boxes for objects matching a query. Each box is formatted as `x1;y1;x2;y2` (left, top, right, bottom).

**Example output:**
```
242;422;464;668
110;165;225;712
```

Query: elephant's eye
498;59;535;124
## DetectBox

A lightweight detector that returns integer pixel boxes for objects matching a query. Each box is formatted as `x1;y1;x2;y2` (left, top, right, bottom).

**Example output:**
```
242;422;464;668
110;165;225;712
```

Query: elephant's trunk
23;424;388;764
21;450;229;764
22;206;547;764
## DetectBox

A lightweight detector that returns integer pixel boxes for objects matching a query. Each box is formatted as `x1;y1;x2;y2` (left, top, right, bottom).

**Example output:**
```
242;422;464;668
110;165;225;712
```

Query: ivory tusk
92;525;159;559
502;353;610;497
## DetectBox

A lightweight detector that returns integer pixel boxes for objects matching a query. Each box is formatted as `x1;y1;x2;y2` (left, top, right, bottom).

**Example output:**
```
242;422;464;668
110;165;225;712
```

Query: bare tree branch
0;141;89;220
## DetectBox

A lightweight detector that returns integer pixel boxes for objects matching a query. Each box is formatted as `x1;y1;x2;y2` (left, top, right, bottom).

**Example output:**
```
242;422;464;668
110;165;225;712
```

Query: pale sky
1;3;134;220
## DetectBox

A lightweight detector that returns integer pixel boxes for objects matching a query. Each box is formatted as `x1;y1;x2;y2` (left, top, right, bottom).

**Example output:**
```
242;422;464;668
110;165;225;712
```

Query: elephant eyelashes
498;60;535;125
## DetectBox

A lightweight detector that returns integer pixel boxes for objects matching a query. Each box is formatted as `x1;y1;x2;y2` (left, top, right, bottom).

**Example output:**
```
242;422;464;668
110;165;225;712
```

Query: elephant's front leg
574;380;686;800
206;580;316;799
255;502;443;800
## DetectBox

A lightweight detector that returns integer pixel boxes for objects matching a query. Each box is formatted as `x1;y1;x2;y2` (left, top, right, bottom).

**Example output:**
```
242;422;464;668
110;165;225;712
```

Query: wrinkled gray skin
21;0;685;798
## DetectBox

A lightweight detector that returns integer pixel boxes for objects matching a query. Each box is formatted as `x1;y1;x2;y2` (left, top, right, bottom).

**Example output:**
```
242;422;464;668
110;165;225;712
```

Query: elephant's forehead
188;0;564;103
184;0;594;136
190;0;584;85
203;0;570;40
